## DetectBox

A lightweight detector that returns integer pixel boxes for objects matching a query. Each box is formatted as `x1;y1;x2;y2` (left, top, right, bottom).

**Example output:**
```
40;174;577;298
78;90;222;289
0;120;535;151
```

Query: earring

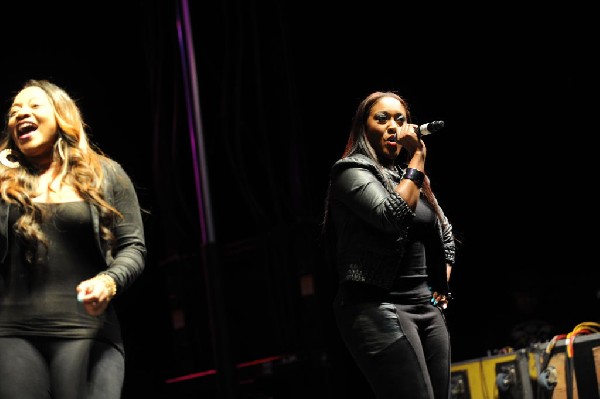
57;138;65;160
0;148;20;169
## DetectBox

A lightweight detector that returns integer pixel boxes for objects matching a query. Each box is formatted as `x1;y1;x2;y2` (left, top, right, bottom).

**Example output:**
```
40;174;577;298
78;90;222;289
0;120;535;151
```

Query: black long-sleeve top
0;158;146;351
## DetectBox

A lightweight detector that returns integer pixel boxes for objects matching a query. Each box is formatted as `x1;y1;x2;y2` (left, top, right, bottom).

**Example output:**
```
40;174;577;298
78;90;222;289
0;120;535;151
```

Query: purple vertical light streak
175;0;215;244
174;6;235;397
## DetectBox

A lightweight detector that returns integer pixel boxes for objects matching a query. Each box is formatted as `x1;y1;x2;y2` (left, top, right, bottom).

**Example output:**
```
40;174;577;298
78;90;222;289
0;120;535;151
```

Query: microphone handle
418;121;445;137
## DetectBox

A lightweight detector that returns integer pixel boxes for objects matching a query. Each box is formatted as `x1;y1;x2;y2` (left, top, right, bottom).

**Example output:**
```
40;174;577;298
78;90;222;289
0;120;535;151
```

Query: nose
13;107;32;120
387;119;400;132
391;116;405;127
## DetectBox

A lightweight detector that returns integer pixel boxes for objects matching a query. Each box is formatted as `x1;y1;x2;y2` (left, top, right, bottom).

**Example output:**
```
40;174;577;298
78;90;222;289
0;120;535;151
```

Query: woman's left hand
76;277;113;316
431;291;449;310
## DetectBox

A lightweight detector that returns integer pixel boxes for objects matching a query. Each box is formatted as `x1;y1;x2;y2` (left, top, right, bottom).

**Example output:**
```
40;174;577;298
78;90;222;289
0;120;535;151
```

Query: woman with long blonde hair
0;79;146;399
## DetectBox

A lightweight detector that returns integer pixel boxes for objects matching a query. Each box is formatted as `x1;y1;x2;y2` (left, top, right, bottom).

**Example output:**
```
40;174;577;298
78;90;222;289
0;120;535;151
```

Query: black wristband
404;168;424;188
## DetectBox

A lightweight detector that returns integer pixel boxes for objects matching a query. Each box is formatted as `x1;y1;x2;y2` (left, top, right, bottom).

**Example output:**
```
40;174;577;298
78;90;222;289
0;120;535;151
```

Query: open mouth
17;122;37;138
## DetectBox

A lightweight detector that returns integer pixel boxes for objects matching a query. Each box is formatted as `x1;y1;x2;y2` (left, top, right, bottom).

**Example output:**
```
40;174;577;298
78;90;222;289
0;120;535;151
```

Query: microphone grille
430;120;445;131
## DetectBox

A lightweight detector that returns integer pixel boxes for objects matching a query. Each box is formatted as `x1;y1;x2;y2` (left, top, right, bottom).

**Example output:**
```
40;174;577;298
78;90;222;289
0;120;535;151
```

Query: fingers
402;124;420;138
431;291;449;309
77;277;114;302
76;277;113;316
395;124;425;153
82;300;108;317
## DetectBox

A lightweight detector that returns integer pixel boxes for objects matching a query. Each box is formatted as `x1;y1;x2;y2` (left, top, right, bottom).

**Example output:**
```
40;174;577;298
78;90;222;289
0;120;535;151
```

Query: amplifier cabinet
535;333;600;399
451;332;600;399
451;349;534;399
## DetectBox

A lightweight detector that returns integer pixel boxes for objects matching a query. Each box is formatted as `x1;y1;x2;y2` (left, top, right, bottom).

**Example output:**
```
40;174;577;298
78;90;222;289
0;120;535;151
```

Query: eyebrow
11;96;47;106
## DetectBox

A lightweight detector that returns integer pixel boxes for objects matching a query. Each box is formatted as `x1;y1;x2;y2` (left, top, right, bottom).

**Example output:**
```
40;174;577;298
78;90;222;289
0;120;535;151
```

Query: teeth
18;122;36;135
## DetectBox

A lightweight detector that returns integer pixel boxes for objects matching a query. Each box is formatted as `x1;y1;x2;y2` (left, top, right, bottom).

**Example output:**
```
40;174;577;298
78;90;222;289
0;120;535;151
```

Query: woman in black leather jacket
323;91;456;399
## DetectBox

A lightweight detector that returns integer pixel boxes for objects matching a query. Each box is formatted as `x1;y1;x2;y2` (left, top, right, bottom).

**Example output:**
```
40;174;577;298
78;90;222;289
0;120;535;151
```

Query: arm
434;201;456;307
393;123;427;209
330;166;415;234
77;161;146;316
99;161;146;291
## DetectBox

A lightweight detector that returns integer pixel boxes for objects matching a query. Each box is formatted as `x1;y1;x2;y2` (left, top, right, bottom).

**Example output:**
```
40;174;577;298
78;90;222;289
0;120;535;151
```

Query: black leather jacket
326;154;455;295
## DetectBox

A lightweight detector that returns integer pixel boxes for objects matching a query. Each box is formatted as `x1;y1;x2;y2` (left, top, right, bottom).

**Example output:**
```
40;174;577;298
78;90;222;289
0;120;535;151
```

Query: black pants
334;301;451;399
0;336;124;399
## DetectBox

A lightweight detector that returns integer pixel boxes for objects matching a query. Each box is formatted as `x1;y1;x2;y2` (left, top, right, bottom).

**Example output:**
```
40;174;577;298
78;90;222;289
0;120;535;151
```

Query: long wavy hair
0;79;122;263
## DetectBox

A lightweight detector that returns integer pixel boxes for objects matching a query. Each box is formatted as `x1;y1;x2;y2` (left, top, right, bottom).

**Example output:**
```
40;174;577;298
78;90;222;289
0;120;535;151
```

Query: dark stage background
1;1;599;398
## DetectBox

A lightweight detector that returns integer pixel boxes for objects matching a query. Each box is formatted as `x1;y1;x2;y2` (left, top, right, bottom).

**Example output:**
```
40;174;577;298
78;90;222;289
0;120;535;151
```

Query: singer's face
365;97;405;165
7;86;58;163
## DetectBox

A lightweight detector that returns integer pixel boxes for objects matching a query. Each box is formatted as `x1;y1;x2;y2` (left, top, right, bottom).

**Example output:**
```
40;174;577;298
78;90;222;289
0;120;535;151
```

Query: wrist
403;168;425;188
411;148;426;160
95;274;117;299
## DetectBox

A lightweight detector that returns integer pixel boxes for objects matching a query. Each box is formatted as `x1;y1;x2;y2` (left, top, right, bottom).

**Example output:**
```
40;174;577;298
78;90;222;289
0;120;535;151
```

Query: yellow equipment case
451;331;600;399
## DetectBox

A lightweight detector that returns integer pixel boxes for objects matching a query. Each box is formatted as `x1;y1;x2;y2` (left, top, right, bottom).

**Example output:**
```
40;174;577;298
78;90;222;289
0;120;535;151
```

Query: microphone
417;120;445;137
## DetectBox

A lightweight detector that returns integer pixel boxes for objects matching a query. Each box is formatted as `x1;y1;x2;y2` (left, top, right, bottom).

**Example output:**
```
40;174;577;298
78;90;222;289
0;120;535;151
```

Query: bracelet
403;168;425;188
95;274;117;299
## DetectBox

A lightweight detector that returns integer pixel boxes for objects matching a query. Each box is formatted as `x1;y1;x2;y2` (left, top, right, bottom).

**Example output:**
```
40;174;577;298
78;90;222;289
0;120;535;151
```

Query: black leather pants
334;301;451;399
